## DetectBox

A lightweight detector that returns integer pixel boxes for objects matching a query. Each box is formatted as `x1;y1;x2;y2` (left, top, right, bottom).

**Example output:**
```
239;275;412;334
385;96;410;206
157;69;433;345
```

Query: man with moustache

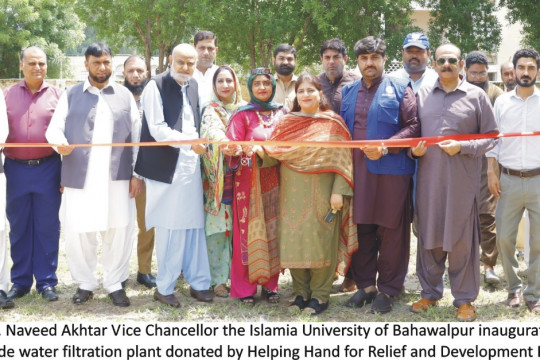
193;31;219;106
464;51;503;286
500;62;516;92
317;38;359;292
135;43;213;307
391;33;438;94
273;43;297;109
3;46;62;302
411;43;497;321
318;38;360;113
122;55;156;289
340;36;419;314
487;49;540;313
46;43;142;307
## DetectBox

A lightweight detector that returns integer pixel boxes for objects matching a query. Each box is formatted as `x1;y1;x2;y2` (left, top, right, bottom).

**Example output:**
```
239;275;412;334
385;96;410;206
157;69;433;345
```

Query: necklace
256;110;277;127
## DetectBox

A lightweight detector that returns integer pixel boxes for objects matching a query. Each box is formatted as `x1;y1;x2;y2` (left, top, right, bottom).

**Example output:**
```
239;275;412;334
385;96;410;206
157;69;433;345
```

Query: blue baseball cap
402;33;430;50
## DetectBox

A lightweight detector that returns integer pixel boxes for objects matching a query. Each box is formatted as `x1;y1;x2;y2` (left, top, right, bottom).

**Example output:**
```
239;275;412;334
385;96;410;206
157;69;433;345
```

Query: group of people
0;28;538;321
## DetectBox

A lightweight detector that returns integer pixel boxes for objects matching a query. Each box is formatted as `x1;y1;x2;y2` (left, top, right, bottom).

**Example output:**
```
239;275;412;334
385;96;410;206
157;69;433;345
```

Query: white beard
170;67;192;84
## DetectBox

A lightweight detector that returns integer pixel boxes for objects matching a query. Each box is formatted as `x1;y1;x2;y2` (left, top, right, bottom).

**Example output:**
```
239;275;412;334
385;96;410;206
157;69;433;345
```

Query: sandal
303;298;329;315
239;296;255;306
214;284;229;298
72;288;93;305
288;295;307;311
262;288;280;303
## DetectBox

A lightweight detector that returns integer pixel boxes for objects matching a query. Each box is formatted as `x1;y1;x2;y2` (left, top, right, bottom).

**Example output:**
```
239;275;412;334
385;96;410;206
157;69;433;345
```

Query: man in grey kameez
411;44;497;322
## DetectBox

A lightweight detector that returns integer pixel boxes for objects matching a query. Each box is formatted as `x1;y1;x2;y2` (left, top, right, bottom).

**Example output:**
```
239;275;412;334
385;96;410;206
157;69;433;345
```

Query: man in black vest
135;43;212;307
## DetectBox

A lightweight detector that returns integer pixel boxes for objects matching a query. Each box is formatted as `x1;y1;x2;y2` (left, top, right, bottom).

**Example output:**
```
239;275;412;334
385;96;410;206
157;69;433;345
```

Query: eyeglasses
250;67;271;75
436;57;459;66
468;71;488;78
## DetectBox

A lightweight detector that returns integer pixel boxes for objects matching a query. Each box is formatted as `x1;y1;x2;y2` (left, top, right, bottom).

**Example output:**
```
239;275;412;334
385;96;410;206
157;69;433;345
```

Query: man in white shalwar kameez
46;43;142;307
135;43;212;307
0;92;12;309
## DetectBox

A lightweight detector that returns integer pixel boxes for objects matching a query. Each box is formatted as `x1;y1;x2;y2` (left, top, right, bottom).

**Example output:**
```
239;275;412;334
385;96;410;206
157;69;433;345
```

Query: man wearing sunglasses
464;51;503;288
411;44;498;321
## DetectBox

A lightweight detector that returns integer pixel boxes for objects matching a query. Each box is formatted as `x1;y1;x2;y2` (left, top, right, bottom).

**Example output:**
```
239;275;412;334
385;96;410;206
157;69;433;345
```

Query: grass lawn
0;230;536;323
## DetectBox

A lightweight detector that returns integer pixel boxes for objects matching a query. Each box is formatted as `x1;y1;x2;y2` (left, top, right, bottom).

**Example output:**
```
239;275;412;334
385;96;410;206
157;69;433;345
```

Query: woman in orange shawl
265;73;355;315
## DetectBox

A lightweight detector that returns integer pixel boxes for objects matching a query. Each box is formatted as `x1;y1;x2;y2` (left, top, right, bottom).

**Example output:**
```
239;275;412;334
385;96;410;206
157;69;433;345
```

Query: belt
501;166;540;178
9;153;58;166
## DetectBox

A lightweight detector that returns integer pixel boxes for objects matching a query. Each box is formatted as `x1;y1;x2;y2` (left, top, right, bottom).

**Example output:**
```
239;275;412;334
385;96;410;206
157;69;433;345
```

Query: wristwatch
381;145;388;156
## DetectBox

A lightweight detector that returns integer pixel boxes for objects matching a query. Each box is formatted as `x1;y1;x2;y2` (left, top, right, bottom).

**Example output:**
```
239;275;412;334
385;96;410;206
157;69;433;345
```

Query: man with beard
3;46;62;303
273;43;297;109
122;55;156;289
411;43;497;321
340;36;419;314
464;51;503;287
193;31;219;107
135;44;213;307
391;33;438;94
318;38;360;113
487;48;540;313
500;62;516;92
46;43;142;307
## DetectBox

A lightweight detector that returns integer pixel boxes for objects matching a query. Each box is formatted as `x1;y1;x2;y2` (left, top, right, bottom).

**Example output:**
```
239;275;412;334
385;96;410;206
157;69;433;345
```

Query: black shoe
72;288;93;305
0;290;14;309
121;279;128;289
303;298;329;315
137;272;156;289
345;288;376;308
40;286;59;302
109;289;130;307
371;292;393;314
288;295;307;311
6;287;29;300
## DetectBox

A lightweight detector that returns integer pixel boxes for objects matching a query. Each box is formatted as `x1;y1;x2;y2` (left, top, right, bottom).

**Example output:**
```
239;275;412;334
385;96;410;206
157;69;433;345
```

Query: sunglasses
250;67;271;75
436;57;459;66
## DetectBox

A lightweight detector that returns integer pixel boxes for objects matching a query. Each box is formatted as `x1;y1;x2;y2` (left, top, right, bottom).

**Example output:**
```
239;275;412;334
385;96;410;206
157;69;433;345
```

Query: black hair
513;48;540;69
85;43;112;60
273;43;297;59
354;36;386;57
320;38;347;57
465;51;488;68
194;31;217;47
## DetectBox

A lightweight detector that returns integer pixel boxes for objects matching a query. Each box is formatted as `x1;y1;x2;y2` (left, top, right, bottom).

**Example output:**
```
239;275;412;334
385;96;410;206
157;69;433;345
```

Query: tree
189;0;417;71
0;0;85;78
422;0;501;54
500;0;540;52
76;0;191;74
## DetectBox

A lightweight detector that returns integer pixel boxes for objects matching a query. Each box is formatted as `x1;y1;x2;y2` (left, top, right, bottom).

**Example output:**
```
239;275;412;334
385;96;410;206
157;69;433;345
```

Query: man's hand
330;193;343;211
438;140;461;156
412;140;427;157
487;157;501;199
363;146;384;160
57;145;75;156
191;143;207;155
129;177;143;198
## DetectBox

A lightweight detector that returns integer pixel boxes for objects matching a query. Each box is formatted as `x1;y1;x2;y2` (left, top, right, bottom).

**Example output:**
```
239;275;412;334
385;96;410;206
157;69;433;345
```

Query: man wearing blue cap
391;32;438;94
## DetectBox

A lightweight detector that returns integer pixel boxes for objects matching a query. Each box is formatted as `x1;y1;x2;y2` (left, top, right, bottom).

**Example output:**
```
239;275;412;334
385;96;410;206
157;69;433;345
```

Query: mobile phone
324;209;338;223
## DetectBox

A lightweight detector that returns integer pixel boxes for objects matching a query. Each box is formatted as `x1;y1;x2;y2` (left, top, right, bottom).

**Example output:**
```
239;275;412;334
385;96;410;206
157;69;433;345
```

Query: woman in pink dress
225;68;287;305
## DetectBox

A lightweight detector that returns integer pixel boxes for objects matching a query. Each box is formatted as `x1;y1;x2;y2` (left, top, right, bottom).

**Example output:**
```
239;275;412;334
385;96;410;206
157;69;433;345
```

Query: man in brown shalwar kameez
411;43;498;322
340;36;419;314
